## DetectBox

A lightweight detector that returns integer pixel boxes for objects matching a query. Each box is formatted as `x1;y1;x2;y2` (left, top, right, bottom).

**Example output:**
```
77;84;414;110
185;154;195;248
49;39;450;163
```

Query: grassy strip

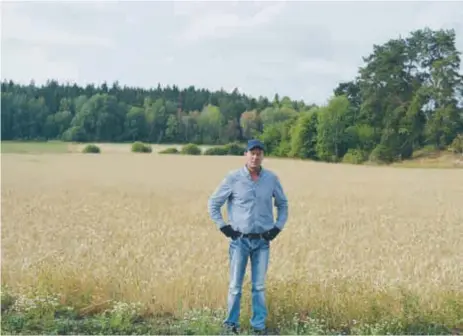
2;285;461;335
1;141;70;154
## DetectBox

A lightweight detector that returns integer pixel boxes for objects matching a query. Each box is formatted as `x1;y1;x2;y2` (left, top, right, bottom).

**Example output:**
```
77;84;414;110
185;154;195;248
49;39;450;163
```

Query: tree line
2;27;462;163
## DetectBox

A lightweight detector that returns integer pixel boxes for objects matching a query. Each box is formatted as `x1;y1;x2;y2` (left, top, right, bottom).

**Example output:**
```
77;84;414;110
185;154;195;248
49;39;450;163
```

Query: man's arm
273;175;288;230
208;173;233;229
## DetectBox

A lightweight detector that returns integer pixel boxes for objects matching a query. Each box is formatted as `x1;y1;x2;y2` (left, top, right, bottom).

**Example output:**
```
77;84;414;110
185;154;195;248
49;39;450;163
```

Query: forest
2;27;463;163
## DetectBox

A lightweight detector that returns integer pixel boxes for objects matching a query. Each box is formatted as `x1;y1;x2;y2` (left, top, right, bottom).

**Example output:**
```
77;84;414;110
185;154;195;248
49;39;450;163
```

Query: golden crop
2;153;462;325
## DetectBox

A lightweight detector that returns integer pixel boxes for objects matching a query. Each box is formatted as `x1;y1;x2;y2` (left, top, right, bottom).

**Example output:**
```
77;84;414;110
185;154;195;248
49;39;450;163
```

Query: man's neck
246;165;261;174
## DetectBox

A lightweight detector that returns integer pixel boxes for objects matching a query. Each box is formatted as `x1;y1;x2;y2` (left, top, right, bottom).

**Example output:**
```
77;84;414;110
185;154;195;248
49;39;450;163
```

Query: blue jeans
224;237;270;330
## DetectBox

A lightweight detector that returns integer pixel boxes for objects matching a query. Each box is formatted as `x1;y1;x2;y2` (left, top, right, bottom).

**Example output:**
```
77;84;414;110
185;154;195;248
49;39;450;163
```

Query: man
208;139;289;335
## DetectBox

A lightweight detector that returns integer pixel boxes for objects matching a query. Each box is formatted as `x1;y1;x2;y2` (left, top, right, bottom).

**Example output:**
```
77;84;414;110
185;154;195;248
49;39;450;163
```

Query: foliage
203;146;229;156
131;142;152;153
342;149;369;164
223;142;246;156
1;27;462;164
258;118;297;157
369;144;395;163
82;144;101;154
159;147;179;154
203;142;246;156
181;143;202;155
289;108;319;159
315;95;350;162
449;134;463;154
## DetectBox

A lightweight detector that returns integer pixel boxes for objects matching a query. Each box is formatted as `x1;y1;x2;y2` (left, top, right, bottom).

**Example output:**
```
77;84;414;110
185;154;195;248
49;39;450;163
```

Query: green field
0;141;217;155
1;141;72;154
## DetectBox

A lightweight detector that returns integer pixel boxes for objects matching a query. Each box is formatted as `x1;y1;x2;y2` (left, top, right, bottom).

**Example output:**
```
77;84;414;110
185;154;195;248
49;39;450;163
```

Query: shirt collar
243;165;263;177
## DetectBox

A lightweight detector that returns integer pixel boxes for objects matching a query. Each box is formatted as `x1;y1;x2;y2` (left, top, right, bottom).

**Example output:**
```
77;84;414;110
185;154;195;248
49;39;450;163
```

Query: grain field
1;153;463;328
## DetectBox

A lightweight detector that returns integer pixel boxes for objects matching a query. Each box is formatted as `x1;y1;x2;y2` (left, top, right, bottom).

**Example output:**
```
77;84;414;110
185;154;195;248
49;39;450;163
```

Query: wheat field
1;152;463;327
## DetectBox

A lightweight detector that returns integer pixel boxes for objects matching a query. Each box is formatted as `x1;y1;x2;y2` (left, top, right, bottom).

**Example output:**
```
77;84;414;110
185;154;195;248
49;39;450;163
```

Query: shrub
449;134;463;154
419;145;439;155
342;149;368;164
223;142;245;156
203;142;246;156
159;147;179;154
181;143;202;155
203;147;228;156
369;144;394;163
82;144;101;154
131;142;152;153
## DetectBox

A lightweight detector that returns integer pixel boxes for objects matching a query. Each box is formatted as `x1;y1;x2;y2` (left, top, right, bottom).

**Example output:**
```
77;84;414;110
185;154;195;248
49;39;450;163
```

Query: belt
240;233;265;239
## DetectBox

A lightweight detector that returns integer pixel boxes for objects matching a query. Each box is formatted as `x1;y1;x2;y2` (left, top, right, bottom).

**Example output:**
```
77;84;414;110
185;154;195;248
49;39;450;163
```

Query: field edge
2;140;462;169
1;281;462;335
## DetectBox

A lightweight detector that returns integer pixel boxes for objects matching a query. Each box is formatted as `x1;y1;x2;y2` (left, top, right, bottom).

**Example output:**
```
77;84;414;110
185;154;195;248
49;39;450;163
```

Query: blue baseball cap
246;139;265;152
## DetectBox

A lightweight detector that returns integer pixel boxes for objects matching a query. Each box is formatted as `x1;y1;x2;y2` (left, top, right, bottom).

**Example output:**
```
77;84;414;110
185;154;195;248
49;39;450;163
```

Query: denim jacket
208;166;288;234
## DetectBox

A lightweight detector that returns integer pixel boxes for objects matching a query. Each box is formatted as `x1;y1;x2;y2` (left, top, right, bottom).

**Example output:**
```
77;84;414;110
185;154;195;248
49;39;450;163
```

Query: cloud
1;44;80;84
1;2;114;48
1;1;463;105
175;1;286;44
297;59;356;78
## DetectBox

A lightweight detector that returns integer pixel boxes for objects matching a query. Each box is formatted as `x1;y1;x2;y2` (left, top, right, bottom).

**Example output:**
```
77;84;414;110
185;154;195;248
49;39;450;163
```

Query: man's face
245;147;264;169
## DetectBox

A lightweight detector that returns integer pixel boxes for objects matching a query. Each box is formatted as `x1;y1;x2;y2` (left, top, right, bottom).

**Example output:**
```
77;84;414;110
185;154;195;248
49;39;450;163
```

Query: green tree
2;26;462;165
289;107;319;159
316;95;350;162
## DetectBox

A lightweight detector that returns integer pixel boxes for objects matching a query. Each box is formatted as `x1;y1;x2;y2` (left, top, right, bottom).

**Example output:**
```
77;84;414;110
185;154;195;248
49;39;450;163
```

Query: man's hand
263;227;281;241
220;225;241;240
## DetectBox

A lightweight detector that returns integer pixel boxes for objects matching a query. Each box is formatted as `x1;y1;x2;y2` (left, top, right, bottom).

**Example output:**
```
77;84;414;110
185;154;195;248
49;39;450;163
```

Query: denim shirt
208;166;289;234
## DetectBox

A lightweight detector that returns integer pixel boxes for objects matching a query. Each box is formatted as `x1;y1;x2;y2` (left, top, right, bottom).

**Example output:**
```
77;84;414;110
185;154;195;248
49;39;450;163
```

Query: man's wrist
220;225;235;237
220;225;231;234
271;227;281;236
272;225;281;233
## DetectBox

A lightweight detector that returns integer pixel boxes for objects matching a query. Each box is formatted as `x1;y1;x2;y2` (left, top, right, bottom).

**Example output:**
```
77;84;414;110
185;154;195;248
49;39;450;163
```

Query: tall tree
316;95;350;161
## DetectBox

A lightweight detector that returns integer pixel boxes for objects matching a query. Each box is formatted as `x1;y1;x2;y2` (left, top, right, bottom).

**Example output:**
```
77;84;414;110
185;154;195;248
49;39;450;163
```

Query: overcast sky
2;0;463;105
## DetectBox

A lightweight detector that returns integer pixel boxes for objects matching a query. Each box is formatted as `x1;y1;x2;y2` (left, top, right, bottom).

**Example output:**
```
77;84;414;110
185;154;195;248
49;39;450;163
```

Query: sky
2;0;463;106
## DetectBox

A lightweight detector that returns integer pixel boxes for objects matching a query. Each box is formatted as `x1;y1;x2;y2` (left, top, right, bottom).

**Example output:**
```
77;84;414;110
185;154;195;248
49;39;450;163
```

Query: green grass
1;286;461;335
1;141;71;154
